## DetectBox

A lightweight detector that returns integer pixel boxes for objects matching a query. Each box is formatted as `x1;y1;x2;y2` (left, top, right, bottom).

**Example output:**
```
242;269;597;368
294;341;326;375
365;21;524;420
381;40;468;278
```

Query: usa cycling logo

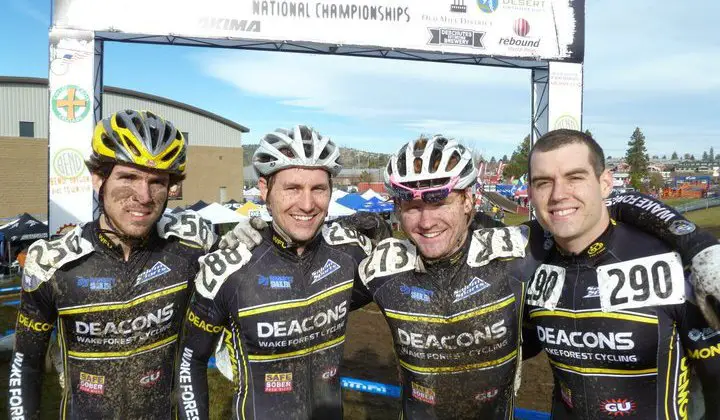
452;277;490;303
311;259;341;284
400;285;433;302
258;275;293;289
135;262;171;286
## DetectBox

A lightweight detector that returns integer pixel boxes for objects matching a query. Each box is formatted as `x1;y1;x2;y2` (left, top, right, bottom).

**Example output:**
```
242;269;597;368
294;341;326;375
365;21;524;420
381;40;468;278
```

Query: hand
691;244;720;329
218;217;267;250
335;212;392;245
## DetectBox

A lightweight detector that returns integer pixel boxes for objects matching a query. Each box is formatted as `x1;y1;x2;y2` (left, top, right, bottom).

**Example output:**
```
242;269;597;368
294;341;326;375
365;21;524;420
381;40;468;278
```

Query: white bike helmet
384;135;477;192
253;125;342;177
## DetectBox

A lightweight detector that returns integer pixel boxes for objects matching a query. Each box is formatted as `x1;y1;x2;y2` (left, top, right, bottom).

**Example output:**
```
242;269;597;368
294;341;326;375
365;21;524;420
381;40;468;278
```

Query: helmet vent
122;135;142;157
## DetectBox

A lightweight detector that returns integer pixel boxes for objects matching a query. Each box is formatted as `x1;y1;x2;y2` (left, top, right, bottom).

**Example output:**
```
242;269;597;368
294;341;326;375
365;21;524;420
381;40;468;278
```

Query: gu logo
600;399;636;416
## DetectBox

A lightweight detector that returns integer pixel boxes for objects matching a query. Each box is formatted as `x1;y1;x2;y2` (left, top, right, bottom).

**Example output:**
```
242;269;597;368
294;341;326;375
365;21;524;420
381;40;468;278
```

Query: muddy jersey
176;223;372;420
524;222;720;420
358;227;530;420
8;212;215;420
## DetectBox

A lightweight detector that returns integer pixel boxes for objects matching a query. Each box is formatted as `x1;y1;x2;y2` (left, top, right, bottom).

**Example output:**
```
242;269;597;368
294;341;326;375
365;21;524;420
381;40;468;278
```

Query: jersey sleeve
350;254;374;311
8;276;58;420
606;192;718;263
655;307;692;419
176;247;252;420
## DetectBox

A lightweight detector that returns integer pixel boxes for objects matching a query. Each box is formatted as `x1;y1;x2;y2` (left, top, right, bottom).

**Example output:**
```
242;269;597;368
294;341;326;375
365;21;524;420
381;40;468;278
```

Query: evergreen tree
503;135;531;179
490;156;497;164
703;151;709;161
671;151;679;160
710;147;715;162
501;154;509;163
625;127;649;191
584;129;594;138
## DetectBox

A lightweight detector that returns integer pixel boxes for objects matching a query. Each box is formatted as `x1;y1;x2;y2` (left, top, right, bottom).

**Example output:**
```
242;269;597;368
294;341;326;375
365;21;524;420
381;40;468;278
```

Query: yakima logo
600;399;636;416
536;326;634;350
199;16;261;32
513;18;530;37
75;303;174;336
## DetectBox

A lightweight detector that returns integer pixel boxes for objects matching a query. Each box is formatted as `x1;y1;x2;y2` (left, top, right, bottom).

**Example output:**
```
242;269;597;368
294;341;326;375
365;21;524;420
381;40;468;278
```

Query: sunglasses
389;175;460;203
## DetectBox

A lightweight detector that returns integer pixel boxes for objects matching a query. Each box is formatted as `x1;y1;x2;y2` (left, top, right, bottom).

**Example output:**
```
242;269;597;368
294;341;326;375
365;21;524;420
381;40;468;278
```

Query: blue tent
336;193;369;211
360;197;394;213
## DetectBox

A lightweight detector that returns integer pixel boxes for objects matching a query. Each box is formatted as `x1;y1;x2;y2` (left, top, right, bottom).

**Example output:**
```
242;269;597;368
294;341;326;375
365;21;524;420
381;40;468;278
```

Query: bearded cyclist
8;110;216;420
175;125;373;420
523;129;720;419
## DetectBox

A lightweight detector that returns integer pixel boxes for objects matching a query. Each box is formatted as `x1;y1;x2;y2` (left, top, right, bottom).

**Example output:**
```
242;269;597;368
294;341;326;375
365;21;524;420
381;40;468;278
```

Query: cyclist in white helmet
175;125;374;420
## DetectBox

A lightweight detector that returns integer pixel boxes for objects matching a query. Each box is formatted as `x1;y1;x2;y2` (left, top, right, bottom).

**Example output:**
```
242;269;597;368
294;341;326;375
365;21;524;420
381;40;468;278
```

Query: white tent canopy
361;188;385;201
197;203;248;225
327;200;355;219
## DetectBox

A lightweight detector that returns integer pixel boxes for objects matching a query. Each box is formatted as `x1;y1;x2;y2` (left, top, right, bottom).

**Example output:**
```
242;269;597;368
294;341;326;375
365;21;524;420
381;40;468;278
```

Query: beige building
0;76;248;219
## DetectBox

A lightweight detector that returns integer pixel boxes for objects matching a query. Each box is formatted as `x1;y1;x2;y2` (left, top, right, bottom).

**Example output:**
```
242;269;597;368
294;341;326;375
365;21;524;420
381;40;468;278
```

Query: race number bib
322;223;372;256
158;210;216;252
526;264;566;310
360;238;416;284
597;252;685;312
195;246;253;300
23;226;94;291
468;227;527;268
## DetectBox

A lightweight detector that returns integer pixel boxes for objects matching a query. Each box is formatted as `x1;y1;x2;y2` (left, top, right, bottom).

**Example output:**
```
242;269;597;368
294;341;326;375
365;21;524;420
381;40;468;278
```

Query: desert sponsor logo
475;387;499;402
600;399;636;416
79;372;105;395
452;277;491;303
75;303;174;337
135;261;171;286
265;373;293;393
8;352;24;419
400;285;433;302
311;259;341;284
18;313;53;332
76;277;115;291
198;16;260;32
583;286;600;299
477;0;498;13
536;326;635;351
689;327;720;342
411;382;436;405
258;275;293;289
398;320;507;350
178;348;200;420
257;301;347;338
428;28;486;49
140;370;161;387
501;0;546;12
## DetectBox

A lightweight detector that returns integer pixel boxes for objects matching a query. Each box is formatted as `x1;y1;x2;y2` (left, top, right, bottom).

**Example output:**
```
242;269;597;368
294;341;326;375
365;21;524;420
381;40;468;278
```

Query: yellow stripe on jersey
664;323;677;420
550;359;657;376
237;281;353;318
247;335;345;362
67;334;177;359
529;309;658;325
399;349;517;374
59;283;187;315
385;295;515;324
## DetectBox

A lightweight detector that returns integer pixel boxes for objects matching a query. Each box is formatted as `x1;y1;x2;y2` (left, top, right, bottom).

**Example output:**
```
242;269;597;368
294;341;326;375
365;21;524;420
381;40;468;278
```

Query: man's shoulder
22;225;94;292
613;221;673;255
321;222;373;257
193;244;255;300
157;210;217;253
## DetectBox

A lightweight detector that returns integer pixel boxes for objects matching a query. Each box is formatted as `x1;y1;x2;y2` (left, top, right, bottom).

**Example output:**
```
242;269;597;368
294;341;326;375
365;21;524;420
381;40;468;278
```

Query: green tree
690;154;696;161
662;155;667;160
702;151;709;161
671;151;678;160
684;153;692;160
709;147;715;162
490;156;497;164
651;155;659;160
358;171;372;183
501;154;509;163
625;127;649;191
648;172;665;192
503;135;531;180
584;129;594;138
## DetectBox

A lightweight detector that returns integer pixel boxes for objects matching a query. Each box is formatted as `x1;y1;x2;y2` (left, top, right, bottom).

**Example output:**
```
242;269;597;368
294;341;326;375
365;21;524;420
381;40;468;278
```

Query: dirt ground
340;304;554;419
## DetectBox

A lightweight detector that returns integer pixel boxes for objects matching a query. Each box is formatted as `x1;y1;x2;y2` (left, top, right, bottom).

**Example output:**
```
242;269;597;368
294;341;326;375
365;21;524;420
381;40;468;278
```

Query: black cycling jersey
8;212;214;420
358;226;531;419
175;223;372;420
524;221;720;419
